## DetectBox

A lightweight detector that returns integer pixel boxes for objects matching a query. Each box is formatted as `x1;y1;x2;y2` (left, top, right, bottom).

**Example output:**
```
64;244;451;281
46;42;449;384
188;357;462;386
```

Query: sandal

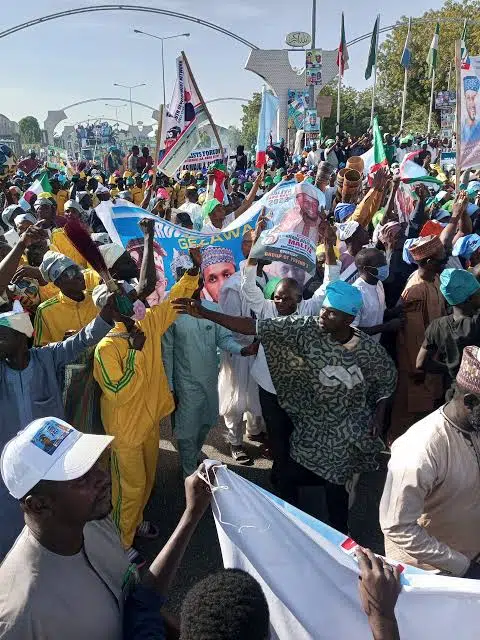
136;520;160;539
231;446;253;466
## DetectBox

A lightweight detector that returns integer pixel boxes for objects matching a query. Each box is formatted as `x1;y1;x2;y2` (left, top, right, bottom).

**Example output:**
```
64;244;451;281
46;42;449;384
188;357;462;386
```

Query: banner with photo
305;49;323;86
181;146;228;172
158;53;209;177
250;180;326;277
304;109;320;133
459;54;480;170
287;89;310;130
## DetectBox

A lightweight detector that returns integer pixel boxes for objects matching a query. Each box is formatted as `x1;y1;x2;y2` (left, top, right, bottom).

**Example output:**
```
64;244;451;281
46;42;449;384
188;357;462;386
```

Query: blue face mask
375;264;390;281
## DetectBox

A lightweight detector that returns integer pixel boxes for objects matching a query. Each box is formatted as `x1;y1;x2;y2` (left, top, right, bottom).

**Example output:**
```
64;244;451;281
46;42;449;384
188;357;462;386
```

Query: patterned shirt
257;316;397;483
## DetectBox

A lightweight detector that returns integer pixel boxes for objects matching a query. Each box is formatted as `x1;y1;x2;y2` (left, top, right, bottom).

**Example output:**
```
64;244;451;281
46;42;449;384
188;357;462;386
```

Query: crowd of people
0;123;478;638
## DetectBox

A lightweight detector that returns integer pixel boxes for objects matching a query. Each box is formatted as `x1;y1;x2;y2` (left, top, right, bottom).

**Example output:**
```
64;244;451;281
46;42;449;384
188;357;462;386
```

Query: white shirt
323;186;336;212
179;201;203;229
351;277;386;342
396;147;408;164
306;149;321;167
241;263;341;393
201;212;235;233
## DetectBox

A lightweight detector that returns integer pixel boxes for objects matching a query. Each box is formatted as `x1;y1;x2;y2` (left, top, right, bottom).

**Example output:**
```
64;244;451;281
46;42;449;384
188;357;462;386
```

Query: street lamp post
133;29;190;107
105;102;127;127
113;83;146;126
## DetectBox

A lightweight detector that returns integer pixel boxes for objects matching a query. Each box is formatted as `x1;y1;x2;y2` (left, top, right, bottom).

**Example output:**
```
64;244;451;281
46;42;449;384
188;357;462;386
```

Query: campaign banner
440;151;456;168
46;146;69;172
287;89;310;130
459;55;480;170
181;146;225;171
250;179;326;276
304;109;320;133
158;54;209;177
435;90;456;109
305;49;323;86
210;463;480;640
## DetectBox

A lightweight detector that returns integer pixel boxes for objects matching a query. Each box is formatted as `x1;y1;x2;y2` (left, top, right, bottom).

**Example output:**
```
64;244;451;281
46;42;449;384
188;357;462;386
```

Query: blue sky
2;0;441;133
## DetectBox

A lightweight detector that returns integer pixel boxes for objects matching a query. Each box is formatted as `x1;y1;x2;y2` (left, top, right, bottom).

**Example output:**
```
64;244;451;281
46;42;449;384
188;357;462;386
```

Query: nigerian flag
427;23;439;79
461;20;468;62
365;16;379;80
19;172;52;212
360;116;387;175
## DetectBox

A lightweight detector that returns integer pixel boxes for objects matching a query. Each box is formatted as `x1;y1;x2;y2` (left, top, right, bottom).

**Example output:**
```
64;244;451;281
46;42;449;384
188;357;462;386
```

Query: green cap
263;277;282;300
273;175;282;184
202;198;222;217
264;176;273;185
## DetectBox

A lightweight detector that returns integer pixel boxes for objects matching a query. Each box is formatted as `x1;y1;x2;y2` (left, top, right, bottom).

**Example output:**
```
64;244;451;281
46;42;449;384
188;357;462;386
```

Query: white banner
210;463;480;640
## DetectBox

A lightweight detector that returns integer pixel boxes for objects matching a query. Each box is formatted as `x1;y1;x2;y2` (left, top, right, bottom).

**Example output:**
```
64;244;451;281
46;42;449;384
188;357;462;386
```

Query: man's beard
468;404;480;431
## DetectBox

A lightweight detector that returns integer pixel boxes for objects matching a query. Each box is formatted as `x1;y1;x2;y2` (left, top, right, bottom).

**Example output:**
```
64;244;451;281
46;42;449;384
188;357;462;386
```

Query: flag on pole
461;20;468;59
400;20;412;69
360;116;387;177
157;53;210;177
19;173;52;211
255;86;279;168
427;22;440;79
365;16;379;80
337;12;349;76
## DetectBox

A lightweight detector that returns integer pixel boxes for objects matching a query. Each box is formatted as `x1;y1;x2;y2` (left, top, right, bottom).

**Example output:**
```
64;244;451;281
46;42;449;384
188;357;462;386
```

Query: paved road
140;418;388;614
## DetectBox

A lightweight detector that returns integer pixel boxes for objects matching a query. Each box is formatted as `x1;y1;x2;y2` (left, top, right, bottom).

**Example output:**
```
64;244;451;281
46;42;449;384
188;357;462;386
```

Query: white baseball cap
1;417;114;499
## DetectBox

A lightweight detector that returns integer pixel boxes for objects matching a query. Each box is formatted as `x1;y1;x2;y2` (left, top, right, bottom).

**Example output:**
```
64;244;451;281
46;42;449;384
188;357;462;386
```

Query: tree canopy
18;116;41;145
239;92;261;151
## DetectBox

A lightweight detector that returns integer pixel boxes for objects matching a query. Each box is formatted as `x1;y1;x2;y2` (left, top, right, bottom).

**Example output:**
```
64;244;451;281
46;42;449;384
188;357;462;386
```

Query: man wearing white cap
0;417;131;639
0;292;116;557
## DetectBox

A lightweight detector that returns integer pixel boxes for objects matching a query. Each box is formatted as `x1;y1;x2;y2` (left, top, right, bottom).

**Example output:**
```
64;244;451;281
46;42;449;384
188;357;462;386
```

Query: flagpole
428;69;436;135
400;68;408;132
447;60;452;91
370;15;380;127
455;39;462;188
336;70;341;134
181;51;225;160
151;103;164;191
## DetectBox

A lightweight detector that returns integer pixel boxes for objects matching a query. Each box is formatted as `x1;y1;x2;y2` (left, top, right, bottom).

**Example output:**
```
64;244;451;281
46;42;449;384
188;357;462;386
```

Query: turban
2;205;23;229
13;212;36;228
201;246;235;273
378;221;405;246
202;198;222;218
409;235;443;262
0;301;33;338
440;268;480;306
64;200;83;214
452;234;480;259
402;238;417;265
40;251;76;283
98;243;126;269
323;281;363;317
335;220;360;241
95;183;109;195
334;203;356;223
457;346;480;395
464;76;480;93
263;277;282;300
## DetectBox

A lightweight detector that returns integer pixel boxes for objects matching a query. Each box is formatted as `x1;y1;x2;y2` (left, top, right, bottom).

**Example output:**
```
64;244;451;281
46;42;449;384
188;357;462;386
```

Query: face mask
366;264;389;281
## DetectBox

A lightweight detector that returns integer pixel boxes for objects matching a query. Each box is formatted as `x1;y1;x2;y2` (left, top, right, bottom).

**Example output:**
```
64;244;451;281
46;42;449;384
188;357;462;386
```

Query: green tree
198;128;212;148
226;125;242;150
240;92;261;151
18;116;42;145
377;0;480;132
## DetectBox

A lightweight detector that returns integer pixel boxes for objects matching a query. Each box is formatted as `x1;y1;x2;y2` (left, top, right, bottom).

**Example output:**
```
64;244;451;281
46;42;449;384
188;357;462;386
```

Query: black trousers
258;386;294;485
278;457;349;534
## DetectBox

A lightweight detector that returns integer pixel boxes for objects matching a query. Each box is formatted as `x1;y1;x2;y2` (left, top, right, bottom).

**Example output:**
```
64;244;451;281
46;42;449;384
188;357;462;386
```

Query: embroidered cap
1;417;113;499
457;346;480;395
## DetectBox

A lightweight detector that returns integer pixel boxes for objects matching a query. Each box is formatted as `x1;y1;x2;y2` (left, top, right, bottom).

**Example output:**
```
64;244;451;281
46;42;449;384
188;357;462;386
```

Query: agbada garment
257;316;397;484
162;300;243;476
390;271;445;441
93;272;199;547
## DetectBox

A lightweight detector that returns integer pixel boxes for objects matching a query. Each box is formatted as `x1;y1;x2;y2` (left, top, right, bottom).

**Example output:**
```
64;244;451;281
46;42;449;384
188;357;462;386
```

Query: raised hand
172;297;204;318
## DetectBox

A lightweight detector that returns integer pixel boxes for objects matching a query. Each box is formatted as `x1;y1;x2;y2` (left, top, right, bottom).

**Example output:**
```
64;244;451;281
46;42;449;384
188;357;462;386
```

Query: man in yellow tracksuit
93;244;200;563
34;251;98;346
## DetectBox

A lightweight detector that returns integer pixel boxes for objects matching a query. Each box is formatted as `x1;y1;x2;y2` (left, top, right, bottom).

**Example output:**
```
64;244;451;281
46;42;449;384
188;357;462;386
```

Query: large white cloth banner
209;463;480;640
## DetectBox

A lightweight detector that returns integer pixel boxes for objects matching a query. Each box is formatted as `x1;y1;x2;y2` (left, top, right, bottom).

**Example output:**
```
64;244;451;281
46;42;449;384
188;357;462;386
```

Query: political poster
180;146;226;172
304;109;320;133
158;53;209;177
459;54;480;170
210;462;480;640
287;89;310;130
305;49;323;86
250;179;326;276
435;90;456;109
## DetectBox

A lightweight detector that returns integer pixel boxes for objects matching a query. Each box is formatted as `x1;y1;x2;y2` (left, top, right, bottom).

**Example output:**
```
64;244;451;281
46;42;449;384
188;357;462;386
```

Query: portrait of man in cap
462;75;480;144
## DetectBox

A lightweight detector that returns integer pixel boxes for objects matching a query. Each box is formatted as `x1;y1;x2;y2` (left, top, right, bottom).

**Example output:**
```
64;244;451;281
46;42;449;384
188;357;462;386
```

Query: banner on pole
287;90;310;130
459;55;480;169
158;54;209;177
306;49;323;86
181;146;229;172
304;109;320;133
435;91;456;109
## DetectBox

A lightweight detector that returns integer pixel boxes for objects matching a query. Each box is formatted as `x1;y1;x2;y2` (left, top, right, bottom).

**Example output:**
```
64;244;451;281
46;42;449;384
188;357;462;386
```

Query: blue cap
323;281;363;316
402;238;417;265
440;268;480;305
453;234;480;259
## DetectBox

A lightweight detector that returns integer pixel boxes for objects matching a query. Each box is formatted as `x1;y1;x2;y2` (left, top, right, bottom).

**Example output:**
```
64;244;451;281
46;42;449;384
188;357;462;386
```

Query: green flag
461;19;468;61
365;16;379;80
427;22;439;79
